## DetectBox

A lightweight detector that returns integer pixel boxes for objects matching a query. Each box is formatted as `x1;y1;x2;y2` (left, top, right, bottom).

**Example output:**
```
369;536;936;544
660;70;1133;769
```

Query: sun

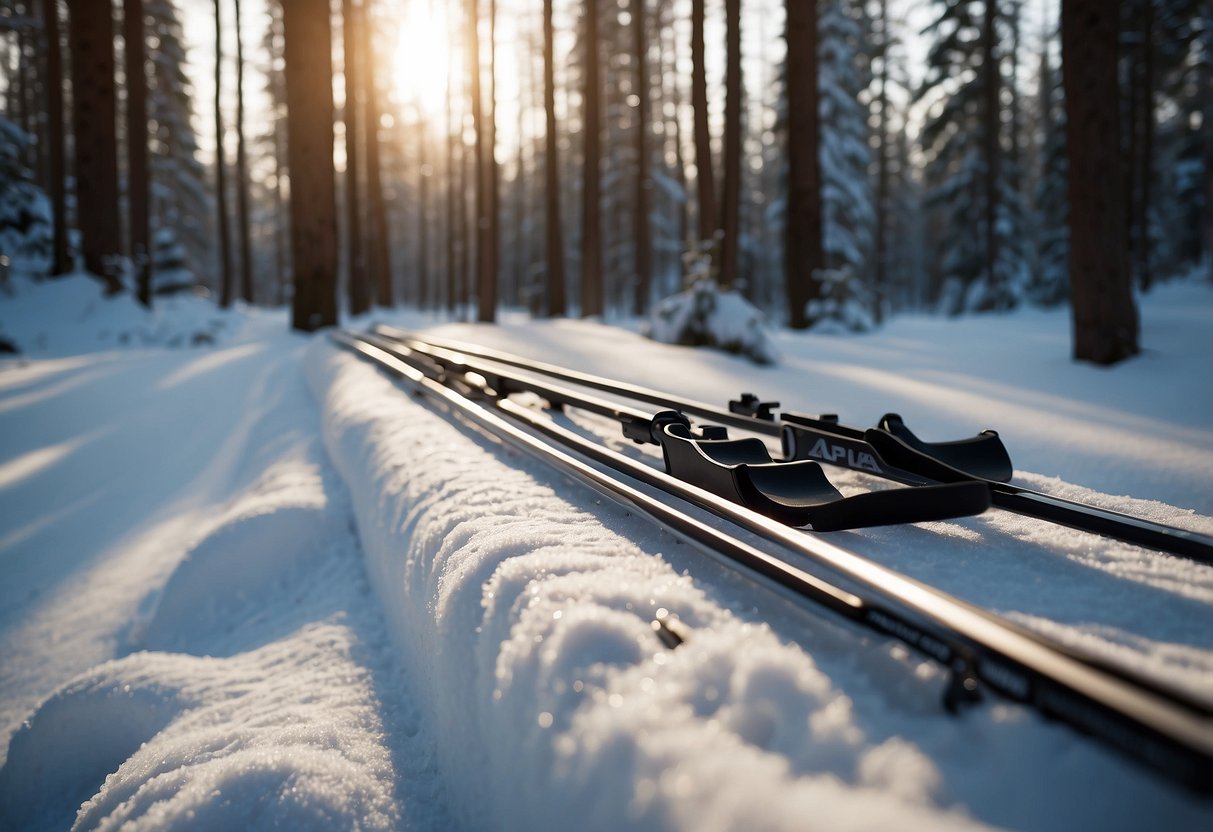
391;4;452;117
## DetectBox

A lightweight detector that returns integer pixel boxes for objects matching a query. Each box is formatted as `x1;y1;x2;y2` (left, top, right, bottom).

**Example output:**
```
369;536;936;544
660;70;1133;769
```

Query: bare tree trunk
343;0;369;314
581;0;603;317
982;0;1000;295
446;8;458;314
125;0;152;306
784;0;824;330
690;0;716;250
1136;0;1154;291
872;0;889;324
282;0;339;331
631;0;652;314
470;0;497;321
418;121;430;308
43;0;70;275
68;0;122;291
543;0;566;316
361;2;392;307
1062;0;1138;363
234;0;254;303
719;0;742;290
214;0;233;307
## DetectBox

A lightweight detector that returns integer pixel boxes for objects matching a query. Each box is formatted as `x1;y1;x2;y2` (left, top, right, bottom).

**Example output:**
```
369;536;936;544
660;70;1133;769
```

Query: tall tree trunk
581;0;603;317
667;6;687;273
982;0;1000;295
872;0;889;324
361;2;392;307
719;0;741;290
43;0;70;275
469;0;497;321
282;0;339;331
234;0;253;303
543;0;566;316
214;0;233;307
125;0;152;306
68;0;122;291
784;0;824;330
1062;0;1138;364
631;0;651;314
418;121;430;308
446;7;458;314
1136;0;1154;291
690;0;716;250
343;0;369;314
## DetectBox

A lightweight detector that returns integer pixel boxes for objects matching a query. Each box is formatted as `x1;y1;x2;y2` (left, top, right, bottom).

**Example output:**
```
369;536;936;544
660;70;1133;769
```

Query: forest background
0;0;1209;365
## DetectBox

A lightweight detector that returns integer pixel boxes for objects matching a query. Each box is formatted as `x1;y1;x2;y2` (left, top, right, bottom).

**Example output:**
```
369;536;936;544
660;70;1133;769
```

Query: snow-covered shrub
0;117;52;274
804;267;874;334
643;244;777;365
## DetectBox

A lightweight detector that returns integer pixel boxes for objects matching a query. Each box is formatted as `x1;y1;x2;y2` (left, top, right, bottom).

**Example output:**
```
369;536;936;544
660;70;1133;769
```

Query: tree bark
873;0;889;324
690;0;716;250
234;0;254;303
469;0;497;321
981;0;1000;295
719;0;741;290
282;0;339;330
43;0;70;275
581;0;603;317
361;1;392;307
1062;0;1138;364
343;0;369;315
125;0;152;306
68;0;122;291
784;0;824;329
214;0;233;307
543;0;566;316
631;0;652;313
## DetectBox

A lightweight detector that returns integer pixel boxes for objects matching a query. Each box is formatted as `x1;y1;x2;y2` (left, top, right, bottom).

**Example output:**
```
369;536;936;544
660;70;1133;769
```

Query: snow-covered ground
1;273;1210;830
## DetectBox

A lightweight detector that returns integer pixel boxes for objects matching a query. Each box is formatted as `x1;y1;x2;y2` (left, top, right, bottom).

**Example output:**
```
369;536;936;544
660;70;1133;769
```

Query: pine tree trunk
470;0;498;321
581;0;603;317
631;0;651;314
343;0;369;315
690;0;716;249
418;123;430;308
234;0;254;303
784;0;824;329
1136;0;1154;292
1062;0;1138;364
361;2;392;307
543;0;566;316
719;0;741;290
982;0;1001;298
43;0;70;275
214;0;233;307
68;0;122;291
125;0;152;306
872;0;889;324
446;9;458;314
282;0;339;331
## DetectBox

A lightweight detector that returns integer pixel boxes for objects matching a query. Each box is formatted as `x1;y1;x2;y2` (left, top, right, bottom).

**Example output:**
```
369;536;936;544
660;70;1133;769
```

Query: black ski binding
658;421;991;531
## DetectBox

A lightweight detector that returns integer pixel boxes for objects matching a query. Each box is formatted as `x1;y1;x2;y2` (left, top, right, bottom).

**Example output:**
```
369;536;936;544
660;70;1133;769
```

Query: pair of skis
335;327;1213;794
370;324;1213;566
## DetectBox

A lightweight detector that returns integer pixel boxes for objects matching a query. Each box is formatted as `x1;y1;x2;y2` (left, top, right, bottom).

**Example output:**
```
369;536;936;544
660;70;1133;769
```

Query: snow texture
1;272;1212;829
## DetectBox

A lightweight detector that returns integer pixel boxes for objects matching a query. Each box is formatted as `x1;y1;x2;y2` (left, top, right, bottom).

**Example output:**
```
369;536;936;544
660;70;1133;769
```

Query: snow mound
308;341;992;831
644;278;778;365
0;625;399;832
0;272;240;357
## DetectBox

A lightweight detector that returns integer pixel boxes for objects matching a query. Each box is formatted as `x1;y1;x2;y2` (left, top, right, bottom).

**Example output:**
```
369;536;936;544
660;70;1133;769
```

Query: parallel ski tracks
333;328;1213;796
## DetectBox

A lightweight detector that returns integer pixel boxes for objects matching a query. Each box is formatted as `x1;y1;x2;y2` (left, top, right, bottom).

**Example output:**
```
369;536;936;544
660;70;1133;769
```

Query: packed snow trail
0;292;449;829
2;274;1211;829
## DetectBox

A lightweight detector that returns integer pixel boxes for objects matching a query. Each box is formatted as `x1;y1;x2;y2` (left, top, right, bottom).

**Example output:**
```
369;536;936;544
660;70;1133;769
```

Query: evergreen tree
0;117;52;271
819;0;874;281
146;0;209;285
917;0;1029;314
